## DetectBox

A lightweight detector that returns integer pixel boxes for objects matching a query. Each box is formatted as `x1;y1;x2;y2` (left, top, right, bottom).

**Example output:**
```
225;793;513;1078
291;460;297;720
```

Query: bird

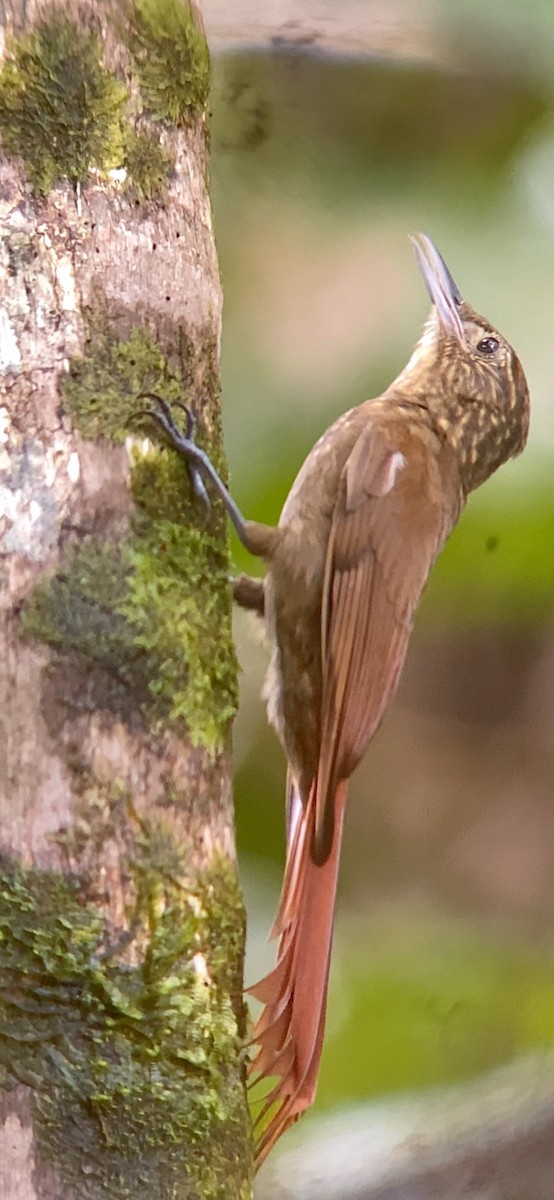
141;234;530;1167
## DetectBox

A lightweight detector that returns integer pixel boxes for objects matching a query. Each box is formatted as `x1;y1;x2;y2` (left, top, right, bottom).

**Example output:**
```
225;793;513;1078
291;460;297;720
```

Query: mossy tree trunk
0;1;252;1197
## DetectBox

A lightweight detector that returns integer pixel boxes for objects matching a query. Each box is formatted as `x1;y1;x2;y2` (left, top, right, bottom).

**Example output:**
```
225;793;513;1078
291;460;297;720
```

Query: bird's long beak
411;233;465;342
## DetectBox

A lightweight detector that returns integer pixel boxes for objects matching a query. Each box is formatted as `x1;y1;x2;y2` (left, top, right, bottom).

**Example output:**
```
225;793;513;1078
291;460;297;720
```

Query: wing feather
314;423;453;861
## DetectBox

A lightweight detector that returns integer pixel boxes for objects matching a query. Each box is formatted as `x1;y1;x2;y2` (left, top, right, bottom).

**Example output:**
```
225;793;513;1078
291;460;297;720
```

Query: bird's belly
263;538;326;794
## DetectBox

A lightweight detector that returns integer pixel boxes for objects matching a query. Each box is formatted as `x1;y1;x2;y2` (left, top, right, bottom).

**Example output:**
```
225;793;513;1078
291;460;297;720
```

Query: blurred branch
257;1052;554;1199
203;0;441;62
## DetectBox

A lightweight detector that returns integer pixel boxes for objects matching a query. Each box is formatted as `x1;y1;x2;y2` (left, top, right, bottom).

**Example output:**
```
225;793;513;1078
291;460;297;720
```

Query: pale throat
392;313;440;387
388;315;505;490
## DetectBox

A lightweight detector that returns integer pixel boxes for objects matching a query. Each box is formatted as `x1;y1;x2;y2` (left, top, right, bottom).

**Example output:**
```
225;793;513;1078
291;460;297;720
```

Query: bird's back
263;395;462;798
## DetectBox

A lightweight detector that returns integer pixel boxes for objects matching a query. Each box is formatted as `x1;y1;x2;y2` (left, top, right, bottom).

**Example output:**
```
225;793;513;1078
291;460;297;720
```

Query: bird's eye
477;336;499;355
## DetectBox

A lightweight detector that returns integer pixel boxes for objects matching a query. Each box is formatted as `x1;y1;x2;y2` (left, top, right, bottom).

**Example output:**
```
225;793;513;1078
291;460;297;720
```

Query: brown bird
143;235;529;1166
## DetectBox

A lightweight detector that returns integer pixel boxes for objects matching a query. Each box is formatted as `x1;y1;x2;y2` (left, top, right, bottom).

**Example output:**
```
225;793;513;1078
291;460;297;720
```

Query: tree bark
0;1;252;1196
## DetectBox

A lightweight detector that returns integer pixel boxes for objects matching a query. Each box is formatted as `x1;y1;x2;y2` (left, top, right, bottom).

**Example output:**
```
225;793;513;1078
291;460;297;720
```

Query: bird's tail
248;776;348;1167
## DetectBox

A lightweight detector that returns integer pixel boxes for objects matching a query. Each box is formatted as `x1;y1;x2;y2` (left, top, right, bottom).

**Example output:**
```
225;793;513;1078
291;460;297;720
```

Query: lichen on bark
22;296;238;752
126;0;211;125
0;851;251;1200
0;0;250;1190
0;3;207;199
0;11;127;194
123;126;175;201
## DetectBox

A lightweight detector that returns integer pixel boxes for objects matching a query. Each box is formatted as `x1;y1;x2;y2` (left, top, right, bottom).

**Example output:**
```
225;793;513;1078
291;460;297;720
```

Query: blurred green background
208;0;554;1161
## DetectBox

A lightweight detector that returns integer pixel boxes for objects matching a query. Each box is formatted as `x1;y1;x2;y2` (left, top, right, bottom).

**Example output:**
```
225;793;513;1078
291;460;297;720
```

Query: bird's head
399;233;529;491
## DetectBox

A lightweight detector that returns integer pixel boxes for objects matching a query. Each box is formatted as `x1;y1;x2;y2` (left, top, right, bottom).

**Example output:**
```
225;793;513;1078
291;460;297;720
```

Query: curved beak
411;233;465;342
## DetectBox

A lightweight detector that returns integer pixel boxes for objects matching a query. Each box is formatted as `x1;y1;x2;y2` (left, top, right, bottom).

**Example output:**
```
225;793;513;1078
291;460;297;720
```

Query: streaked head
402;233;529;489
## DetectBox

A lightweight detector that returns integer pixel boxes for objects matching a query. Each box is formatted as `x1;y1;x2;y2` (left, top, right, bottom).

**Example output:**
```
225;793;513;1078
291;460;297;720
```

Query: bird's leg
232;573;265;617
137;395;276;558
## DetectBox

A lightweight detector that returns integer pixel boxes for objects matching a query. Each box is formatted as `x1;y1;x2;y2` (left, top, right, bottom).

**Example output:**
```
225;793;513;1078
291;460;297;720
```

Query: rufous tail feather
247;778;348;1167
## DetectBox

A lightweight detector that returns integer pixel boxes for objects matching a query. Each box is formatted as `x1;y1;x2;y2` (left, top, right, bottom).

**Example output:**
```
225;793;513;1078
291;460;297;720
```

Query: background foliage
208;0;554;1166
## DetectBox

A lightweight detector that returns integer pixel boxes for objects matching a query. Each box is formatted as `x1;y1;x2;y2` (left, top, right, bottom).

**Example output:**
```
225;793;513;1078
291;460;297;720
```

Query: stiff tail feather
248;777;348;1167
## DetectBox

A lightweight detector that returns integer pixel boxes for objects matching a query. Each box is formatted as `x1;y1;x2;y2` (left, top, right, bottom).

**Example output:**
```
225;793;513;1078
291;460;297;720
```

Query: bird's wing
315;418;456;861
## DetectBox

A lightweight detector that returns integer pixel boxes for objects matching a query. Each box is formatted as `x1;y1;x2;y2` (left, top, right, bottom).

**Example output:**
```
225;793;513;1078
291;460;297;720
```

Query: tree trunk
0;1;252;1196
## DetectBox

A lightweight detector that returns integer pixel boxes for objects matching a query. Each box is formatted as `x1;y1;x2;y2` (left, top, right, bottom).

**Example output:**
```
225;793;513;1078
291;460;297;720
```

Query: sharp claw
135;407;174;440
134;394;198;450
133;394;208;511
133;393;247;545
136;393;174;424
137;395;196;438
168;397;195;424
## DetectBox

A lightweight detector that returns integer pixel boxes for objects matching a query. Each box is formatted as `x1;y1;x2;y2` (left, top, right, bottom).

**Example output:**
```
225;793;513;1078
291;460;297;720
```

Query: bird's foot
136;393;211;513
135;392;252;545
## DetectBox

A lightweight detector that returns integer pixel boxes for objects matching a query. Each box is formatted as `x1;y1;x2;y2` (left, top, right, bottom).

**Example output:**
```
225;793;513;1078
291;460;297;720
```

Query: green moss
123;501;237;744
124;127;175;202
22;541;129;655
126;0;210;125
24;299;238;751
0;851;252;1198
62;300;184;440
0;12;127;195
21;540;155;725
22;500;237;748
197;857;248;1032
